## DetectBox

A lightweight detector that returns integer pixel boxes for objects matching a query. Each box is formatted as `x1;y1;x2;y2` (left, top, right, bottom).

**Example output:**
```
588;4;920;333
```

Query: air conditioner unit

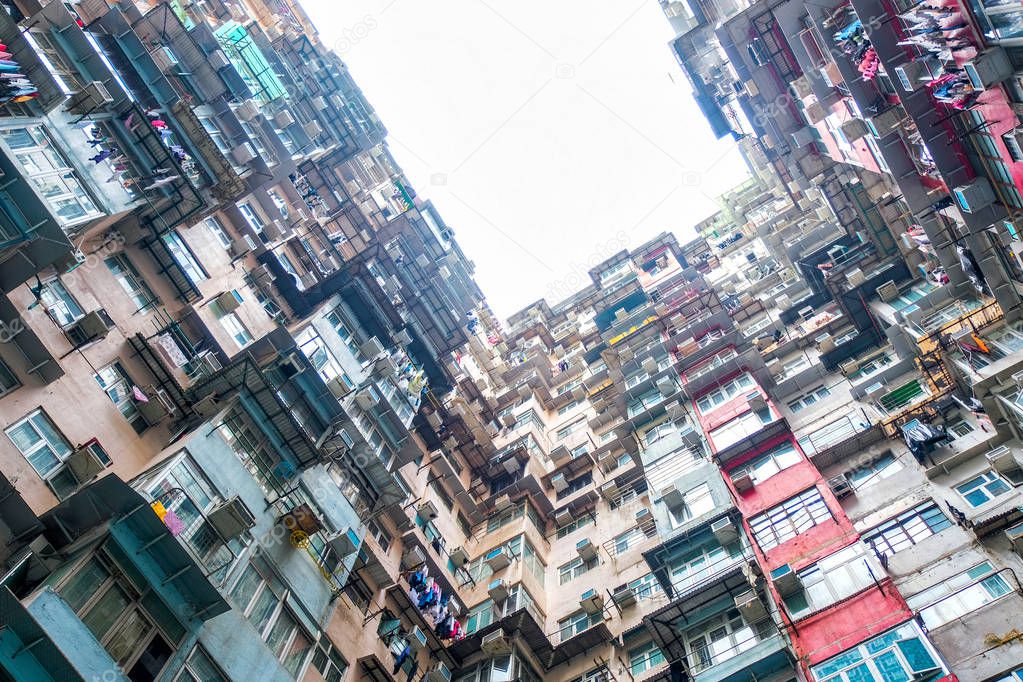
408;625;428;651
894;56;941;91
485;546;511;571
840;360;859;376
228;238;250;259
500;413;517;428
791;126;817;148
426;662;453;682
355;388;378;410
480;631;511;655
953;178;996;214
867;107;905;137
770;563;803;596
612;583;636;607
418;500;439;521
136;391;170;424
667;401;685;419
828;473;854;498
642;356;658;373
191;394;220;418
711;517;739;544
149;46;178;72
747;394;767;412
765;358;783;377
493;494;512;511
488;579;509;602
840;118;869;142
359;337;385;359
1006;521;1023;555
66;310;113;346
846;268;866;288
734;590;768;621
65;81;113;116
657;376;675;396
580;588;604;614
66;444;106;484
207;496;256;540
661;484;684;508
817;334;836;354
555;509;573;526
875;280;899;302
209;50;231;69
274;110;296;128
502;457;518;474
303;120;323;138
600;480;619;498
214;290;242;313
234;100;261;122
327;528;361;557
551;472;568;492
396;328;413;345
986;445;1019;473
804;101;827;124
635;508;651;524
576;538;597;560
550;444;571;463
27;536;62;571
1003;128;1023;163
401;545;427;569
311;95;329;111
232;142;257;165
963;48;1012;90
449;546;469;567
326;375;353;400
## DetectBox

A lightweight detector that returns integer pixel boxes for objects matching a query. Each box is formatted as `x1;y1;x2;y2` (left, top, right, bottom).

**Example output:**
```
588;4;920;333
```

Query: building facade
0;0;1023;681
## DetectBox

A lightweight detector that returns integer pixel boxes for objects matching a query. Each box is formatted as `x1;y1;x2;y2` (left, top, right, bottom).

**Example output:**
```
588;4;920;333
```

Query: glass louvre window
906;561;1013;629
105;255;158;311
812;622;944;682
745;441;801;483
862;502;952;558
95;362;146;433
0;126;102;227
749;488;833;551
956;471;1012;507
39;278;84;326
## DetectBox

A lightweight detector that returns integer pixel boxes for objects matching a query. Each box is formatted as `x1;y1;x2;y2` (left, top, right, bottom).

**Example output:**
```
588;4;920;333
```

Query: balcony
797;412;882;467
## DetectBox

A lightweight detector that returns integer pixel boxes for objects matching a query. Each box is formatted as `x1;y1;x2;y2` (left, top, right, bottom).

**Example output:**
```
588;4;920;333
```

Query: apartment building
0;0;1022;681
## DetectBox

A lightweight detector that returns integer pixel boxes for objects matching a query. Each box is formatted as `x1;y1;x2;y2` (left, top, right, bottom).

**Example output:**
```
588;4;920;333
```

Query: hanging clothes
392;645;410;675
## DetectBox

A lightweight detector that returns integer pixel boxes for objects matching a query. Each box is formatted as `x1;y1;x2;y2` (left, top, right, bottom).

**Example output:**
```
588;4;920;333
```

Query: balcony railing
797;412;877;458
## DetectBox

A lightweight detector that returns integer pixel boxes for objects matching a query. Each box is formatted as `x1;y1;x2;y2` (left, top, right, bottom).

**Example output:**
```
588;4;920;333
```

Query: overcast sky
304;0;749;319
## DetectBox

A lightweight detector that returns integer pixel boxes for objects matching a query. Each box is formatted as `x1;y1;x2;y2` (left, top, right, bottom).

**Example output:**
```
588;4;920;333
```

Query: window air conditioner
214;290;242;313
711;517;739;544
359;336;385;359
209;50;231;70
953;178;996;214
65;81;114;116
66;444;107;484
232;142;257;165
418;500;439;521
326;375;353;400
485;546;511;571
963;48;1012;90
274;110;296;128
355;388;378;410
66;310;114;346
875;280;899;302
612;583;636;607
426;662;453;682
488;579;509;602
770;563;803;596
449;546;469;567
207;496;256;540
234;100;261;122
480;631;511;655
576;538;597;560
303;120;323;138
579;588;604;614
551;473;568;492
828;473;854;498
327;528;361;557
734;590;768;621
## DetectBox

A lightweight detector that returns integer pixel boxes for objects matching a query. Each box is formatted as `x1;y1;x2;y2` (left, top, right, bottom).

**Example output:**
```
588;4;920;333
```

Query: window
39;278;84;326
787;385;832;413
711;404;775;449
239;201;266;232
613;527;648;555
749;488;833;551
644;421;678;446
559;555;599;584
220;312;253;348
554;417;585;440
204;215;233;248
175;647;227;681
487;503;526;533
862;502;952;558
744;441;801;483
956;471;1012;507
136;453;238;581
628;573;663;601
327;306;364;360
0;359;21;397
629;641;665;676
24;30;83;93
162;232;207;284
628;389;665;418
669;541;743;594
95;362;146;433
513;409;543;432
556;610;601;641
311;638;348;682
59;554;183;678
906;561;1013;629
366;519;392;552
696;374;755;413
784;543;881;618
556;472;593;500
198;117;231;154
0;126;101;226
523;540;545;585
668;483;716;528
811;621;945;682
229;562;313;674
295;327;348;384
556;515;594;538
105;254;158;312
685;609;767;672
6;410;110;499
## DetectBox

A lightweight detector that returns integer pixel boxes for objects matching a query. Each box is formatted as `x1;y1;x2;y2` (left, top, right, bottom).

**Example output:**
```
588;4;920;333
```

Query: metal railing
798;413;877;457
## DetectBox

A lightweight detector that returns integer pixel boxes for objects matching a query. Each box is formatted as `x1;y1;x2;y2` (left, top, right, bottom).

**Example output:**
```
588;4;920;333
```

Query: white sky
303;0;750;319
